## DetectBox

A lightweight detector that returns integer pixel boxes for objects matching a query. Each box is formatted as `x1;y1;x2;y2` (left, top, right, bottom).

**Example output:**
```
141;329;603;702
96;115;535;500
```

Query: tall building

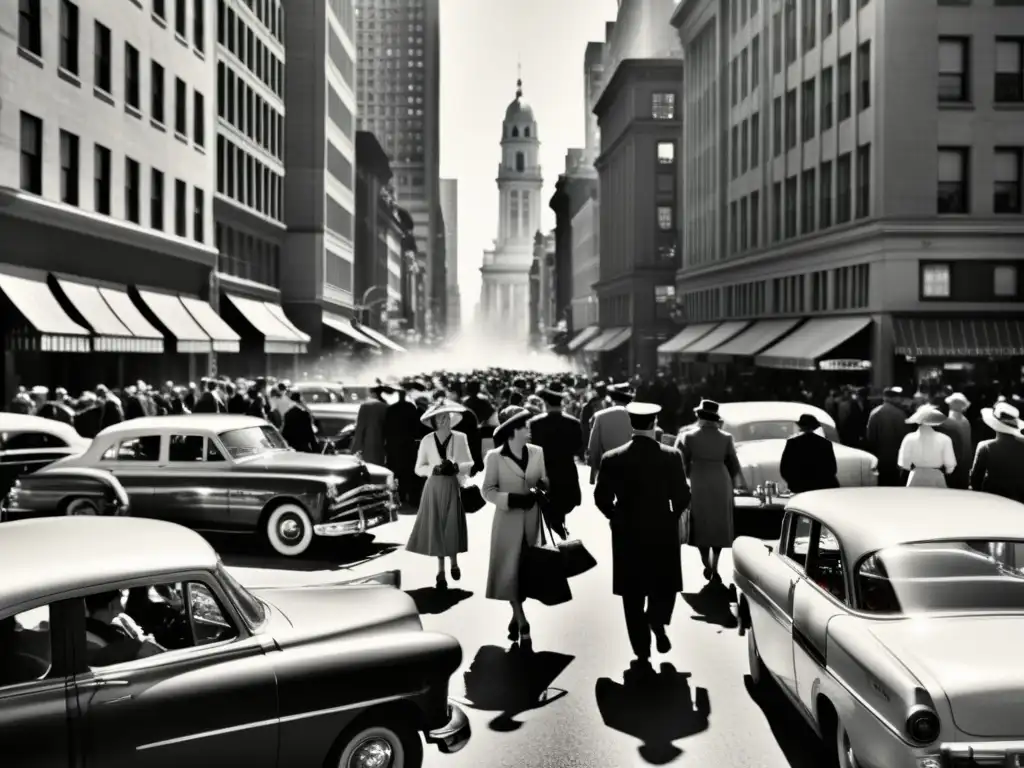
280;0;378;357
583;41;605;165
0;0;225;394
439;178;461;335
667;0;1024;390
354;0;444;337
479;77;544;342
600;0;683;93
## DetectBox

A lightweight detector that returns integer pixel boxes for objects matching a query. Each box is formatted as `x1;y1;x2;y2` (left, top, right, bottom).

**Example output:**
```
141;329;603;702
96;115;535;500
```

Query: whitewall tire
336;723;422;768
265;503;314;557
66;498;100;516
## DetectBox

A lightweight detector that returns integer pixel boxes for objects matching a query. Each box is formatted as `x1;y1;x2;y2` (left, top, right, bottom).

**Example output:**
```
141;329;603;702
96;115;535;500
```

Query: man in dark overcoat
528;381;582;538
865;386;910;486
351;384;388;465
595;403;691;666
384;386;423;506
281;391;318;453
779;414;839;493
580;381;608;461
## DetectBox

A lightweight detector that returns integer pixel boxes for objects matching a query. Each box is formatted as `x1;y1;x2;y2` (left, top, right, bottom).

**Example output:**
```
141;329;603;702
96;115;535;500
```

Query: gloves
507;491;535;509
433;460;458;476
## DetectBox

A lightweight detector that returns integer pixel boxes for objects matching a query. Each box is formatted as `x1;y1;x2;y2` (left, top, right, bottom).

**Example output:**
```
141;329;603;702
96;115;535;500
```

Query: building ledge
0;187;218;267
216;272;281;301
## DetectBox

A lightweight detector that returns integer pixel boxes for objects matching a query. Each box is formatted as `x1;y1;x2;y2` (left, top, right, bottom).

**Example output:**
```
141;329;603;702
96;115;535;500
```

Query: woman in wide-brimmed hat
405;401;474;588
481;406;549;646
897;406;956;487
970;403;1024;502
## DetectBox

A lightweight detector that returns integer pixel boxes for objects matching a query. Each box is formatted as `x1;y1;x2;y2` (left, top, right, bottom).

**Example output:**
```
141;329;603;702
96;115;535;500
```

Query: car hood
736;439;872;488
234;451;389;479
256;582;420;647
868;615;1024;737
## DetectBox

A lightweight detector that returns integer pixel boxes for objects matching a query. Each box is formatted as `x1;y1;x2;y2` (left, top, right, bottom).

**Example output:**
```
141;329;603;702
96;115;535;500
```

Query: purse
535;489;597;577
460;484;486;513
519;519;573;606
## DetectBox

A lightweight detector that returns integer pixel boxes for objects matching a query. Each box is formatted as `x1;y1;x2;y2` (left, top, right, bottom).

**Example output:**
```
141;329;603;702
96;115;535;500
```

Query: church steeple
515;61;523;99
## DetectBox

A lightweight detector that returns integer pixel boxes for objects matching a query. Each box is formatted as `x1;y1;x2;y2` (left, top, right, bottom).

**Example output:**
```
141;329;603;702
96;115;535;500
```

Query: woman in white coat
405;402;474;588
898;406;956;487
481;406;548;645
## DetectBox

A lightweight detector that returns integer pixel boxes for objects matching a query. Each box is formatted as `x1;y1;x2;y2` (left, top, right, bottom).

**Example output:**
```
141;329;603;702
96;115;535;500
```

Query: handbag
519;519;572;606
460;484;486;513
534;490;597;577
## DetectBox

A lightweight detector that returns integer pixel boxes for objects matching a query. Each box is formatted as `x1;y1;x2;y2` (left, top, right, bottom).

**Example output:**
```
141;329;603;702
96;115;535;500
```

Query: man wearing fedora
351;383;389;465
969;402;1024;503
936;393;973;489
780;414;839;494
595;402;690;667
528;381;582;538
580;380;609;462
865;386;911;486
587;384;634;485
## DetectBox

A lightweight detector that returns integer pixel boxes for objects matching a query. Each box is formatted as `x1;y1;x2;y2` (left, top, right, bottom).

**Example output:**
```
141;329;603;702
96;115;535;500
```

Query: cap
626;401;661;429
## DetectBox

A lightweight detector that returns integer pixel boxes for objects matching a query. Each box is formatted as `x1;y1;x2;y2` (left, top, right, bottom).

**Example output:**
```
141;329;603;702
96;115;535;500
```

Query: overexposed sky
438;0;617;318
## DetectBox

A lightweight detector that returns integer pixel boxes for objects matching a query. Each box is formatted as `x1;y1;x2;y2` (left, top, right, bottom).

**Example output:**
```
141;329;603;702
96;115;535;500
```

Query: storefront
754;316;874;390
580;326;631;379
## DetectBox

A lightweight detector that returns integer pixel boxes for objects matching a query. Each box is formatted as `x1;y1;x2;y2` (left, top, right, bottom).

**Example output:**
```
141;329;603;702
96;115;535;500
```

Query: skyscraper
439;179;461;335
354;0;444;336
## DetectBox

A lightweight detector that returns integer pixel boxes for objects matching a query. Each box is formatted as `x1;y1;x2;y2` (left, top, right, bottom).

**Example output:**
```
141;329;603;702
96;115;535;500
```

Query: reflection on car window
103;436;161;462
808;525;846;602
206;440;226;462
218;426;289;459
1;432;69;451
728;421;838;444
216;562;266;627
0;605;52;687
858;540;1024;614
168;435;205;462
787;515;813;569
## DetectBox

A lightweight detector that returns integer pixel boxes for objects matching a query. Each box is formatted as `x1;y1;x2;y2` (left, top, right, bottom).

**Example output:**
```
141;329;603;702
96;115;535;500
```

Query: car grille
326;484;394;521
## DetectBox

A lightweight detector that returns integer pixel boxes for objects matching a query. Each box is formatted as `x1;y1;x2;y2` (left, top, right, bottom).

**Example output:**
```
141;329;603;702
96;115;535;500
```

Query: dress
405;431;473;557
677;424;741;548
897;427;955;488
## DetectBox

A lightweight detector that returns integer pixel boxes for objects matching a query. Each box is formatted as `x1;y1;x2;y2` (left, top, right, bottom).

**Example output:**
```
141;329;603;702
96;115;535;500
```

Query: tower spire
516;58;522;98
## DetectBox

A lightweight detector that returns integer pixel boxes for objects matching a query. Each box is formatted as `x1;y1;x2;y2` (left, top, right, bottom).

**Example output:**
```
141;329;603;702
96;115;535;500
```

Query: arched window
515;152;525;172
511;126;519;137
510;190;519;237
524;126;531;138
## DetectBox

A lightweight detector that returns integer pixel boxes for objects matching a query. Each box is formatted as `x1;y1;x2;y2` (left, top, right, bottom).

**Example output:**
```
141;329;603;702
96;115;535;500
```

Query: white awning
322;312;379;347
756;317;873;370
657;323;717;354
0;271;90;353
354;323;406;352
706;319;802;362
135;289;212;354
264;304;311;344
55;277;136;353
582;327;625;353
180;296;241;353
566;325;601;352
98;287;164;353
224;294;307;355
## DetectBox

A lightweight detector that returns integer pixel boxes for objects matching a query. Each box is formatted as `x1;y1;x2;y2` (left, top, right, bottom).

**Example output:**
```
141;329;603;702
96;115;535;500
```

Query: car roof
719;401;835;428
786;488;1024;562
96;414;268;438
293;381;342;389
0;413;85;441
0;517;217;611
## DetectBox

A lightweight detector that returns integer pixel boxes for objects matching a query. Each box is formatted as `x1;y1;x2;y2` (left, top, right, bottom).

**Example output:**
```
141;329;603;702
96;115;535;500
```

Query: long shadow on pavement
744;675;827;767
405;587;473;614
595;662;710;765
682;581;739;629
218;533;399;572
458;644;573;732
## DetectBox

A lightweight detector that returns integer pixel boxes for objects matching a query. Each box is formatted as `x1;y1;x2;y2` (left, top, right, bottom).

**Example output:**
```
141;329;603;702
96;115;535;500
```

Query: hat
982;402;1022;436
882;386;904;398
906;406;947;427
537;382;565;406
694;399;722;421
608;384;634;405
493;406;532;444
420;401;465;429
30;385;48;395
626;402;661;430
512;378;527;390
945;392;970;411
796;413;821;430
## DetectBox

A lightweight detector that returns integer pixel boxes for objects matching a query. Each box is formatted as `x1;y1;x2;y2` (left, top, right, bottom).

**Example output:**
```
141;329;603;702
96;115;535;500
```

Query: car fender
6;468;130;517
234;478;328;526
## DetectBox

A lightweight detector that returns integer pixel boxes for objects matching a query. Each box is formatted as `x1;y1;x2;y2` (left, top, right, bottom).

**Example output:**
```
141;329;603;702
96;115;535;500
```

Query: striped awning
893;317;1024;357
0;270;90;353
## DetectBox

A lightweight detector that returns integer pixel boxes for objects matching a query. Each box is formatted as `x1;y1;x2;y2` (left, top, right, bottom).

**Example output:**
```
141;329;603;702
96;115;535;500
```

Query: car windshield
343;386;372;402
726;420;838;443
857;540;1024;614
216;561;267;628
217;426;290;459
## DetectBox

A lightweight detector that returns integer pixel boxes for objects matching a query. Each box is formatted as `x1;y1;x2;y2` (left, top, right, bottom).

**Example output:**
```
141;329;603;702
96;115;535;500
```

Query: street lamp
354;286;391;326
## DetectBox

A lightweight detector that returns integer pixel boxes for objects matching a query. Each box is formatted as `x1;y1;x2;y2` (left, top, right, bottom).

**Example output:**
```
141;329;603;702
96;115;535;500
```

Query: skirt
906;467;947;488
406;474;469;557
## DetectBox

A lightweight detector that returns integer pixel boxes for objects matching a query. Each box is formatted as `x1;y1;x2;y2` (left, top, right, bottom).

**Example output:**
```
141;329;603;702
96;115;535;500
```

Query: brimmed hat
537;382;565;406
945;392;970;411
694;399;721;421
626;402;661;429
882;386;903;398
796;413;821;430
906;406;947;427
493;406;532;444
420;401;465;429
982;402;1022;436
608;385;634;405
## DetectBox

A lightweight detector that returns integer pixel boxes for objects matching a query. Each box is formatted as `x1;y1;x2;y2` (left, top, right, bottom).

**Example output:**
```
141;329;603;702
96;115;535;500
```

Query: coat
383;399;422;475
594;436;691;596
414;430;474;481
282;405;318;453
352;399;388;465
970;435;1024;503
587;405;632;484
527;411;582;520
864;402;909;485
481;444;548;601
677;424;741;549
779;432;839;493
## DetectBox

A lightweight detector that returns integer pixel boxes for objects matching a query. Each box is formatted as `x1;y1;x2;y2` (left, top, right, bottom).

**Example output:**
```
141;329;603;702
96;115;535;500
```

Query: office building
666;0;1024;390
439;178;461;335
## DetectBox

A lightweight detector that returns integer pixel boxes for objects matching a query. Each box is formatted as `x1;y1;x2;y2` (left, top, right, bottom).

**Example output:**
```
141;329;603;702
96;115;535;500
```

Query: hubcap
71;502;97;516
350;737;393;768
279;517;301;541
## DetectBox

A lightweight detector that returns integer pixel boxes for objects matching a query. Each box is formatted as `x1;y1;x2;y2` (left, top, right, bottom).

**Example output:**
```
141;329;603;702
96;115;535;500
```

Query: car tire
747;624;769;688
335;721;423;768
65;497;100;516
834;718;861;768
264;503;314;557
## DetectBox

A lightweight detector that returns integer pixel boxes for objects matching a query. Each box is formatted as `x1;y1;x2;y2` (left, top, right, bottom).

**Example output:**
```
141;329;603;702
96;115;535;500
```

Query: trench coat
352;399;387;465
527;410;582;522
677;425;741;549
594;436;691;596
865;402;910;486
587;406;632;484
481;444;548;601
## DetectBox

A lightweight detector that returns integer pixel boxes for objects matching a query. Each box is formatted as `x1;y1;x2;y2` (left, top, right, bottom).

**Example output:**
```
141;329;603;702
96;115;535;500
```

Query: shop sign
819;359;872;371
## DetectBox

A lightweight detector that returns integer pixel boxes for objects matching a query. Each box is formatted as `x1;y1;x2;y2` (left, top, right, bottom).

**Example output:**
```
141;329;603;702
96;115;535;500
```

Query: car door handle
78;678;129;689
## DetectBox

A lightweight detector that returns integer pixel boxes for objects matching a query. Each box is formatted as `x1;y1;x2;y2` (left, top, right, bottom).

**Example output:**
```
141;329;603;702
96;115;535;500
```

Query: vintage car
733;487;1024;768
0;413;90;496
308;401;361;453
0;516;470;768
291;380;347;404
1;415;399;557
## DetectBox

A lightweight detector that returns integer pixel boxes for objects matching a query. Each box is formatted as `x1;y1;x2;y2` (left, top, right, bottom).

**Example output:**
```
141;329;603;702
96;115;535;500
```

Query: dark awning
0;268;90;353
322;311;379;348
676;321;749;361
223;294;306;354
180;296;241;353
567;326;601;352
97;286;164;353
54;276;138;353
354;323;406;352
135;288;212;354
757;317;873;370
657;323;717;354
893;317;1024;357
705;319;801;362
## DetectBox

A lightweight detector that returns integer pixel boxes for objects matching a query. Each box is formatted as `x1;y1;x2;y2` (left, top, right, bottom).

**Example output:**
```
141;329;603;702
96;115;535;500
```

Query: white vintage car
734;487;1024;768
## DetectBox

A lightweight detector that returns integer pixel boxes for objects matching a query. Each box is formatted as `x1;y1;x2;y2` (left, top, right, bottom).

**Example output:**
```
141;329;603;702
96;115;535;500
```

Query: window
772;181;782;240
152;62;165;123
125;44;140;109
59;0;79;74
174;78;188;135
652;92;675;119
515;152;524;172
822;0;833;38
19;112;42;195
740;196;749;249
820;161;833;228
821;67;834;131
751;35;760;90
785;89;797;150
772;11;782;74
731;59;738;105
94;22;111;92
921;263;951;298
125;158;140;223
151;169;164;230
995;39;1023;103
750;112;760;165
938;148;968;213
174;179;187;236
94;144;111;215
994;148;1022;214
193;187;205;242
175;0;187;37
1;431;69;450
784;1;796;64
808;524;846;602
18;0;42;56
750;190;760;247
0;603;53;686
654;285;676;320
657;206;673;230
785;514;813;569
153;0;166;20
59;131;79;206
509;190;519;238
657;141;675;164
938;37;969;102
801;170;815;234
193;91;205;147
994;265;1018;297
102;436;161;461
730;201;738;252
740;50;748;99
773;96;782;157
856;144;871;219
857;42;871;110
802;0;816;53
732;125;739;178
802;78;816;139
837;152;852;223
784;176;797;237
193;0;205;51
839;0;851;23
741;119;749;172
838;54;852;121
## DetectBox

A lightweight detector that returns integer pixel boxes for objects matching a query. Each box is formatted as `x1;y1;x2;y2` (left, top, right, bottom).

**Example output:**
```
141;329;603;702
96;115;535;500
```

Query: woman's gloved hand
440;459;459;476
507;491;536;509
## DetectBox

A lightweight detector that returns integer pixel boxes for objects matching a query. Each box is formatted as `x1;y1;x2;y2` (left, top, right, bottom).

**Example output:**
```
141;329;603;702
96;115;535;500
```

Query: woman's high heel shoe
507;619;518;641
450;566;461;581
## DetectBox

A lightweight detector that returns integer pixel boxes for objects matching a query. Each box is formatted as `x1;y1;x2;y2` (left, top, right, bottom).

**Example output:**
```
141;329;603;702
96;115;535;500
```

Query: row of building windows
217;61;283;161
148;0;205;52
327;142;354;191
215;223;280;287
598;294;630;327
939;37;1024;104
765;0;870;72
328;85;355;138
19;111;205;241
215;135;283;222
328;25;355;85
681;289;721;323
216;0;284;99
921;262;1018;299
325;249;353;292
939;147;1022;213
326;196;354;242
508;191;533;239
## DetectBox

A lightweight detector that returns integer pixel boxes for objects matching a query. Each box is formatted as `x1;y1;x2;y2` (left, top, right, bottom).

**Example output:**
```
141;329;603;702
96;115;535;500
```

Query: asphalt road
225;465;826;768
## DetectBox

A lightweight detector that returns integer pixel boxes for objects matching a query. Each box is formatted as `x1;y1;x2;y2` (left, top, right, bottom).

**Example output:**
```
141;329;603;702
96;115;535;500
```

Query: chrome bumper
425;702;471;754
313;503;399;537
939;742;1024;766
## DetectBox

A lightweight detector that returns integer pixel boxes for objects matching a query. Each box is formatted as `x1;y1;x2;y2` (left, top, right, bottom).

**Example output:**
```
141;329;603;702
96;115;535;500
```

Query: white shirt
897;426;956;472
414;431;474;484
